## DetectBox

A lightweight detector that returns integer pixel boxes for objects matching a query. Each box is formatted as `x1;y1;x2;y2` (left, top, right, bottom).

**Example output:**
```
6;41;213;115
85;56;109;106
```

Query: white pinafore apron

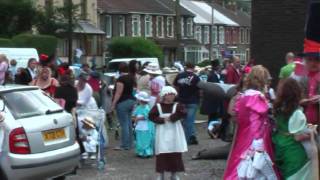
155;103;188;155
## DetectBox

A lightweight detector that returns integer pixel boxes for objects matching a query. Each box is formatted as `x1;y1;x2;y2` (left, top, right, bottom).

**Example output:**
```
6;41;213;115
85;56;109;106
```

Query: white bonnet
159;86;177;97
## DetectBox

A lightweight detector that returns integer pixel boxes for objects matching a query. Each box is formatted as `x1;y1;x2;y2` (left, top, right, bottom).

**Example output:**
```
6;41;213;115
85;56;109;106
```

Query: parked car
103;57;159;86
0;85;80;180
104;57;159;77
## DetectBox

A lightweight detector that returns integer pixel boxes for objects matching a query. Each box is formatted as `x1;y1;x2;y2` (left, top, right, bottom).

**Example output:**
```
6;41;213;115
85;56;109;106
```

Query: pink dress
223;89;277;180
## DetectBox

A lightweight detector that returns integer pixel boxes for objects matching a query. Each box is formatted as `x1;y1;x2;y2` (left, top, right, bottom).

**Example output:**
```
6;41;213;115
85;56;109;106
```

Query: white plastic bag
246;158;257;179
237;157;251;179
252;151;266;170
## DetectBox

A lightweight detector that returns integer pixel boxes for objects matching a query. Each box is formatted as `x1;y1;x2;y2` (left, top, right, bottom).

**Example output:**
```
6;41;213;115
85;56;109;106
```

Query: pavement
67;122;228;180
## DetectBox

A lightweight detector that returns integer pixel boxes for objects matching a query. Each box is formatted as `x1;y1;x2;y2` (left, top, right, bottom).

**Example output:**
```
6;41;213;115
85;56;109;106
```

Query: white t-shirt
75;49;83;58
77;82;98;109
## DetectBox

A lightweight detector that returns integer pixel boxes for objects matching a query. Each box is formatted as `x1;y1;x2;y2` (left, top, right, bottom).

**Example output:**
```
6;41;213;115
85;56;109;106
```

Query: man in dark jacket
16;58;37;85
174;62;200;145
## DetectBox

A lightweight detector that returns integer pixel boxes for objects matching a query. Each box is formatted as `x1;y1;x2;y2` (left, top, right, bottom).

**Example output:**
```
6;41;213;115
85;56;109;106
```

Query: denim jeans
116;99;136;149
182;103;198;142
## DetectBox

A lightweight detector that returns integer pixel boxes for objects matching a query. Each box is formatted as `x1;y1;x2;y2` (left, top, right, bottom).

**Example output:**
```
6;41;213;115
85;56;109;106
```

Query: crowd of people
0;47;319;180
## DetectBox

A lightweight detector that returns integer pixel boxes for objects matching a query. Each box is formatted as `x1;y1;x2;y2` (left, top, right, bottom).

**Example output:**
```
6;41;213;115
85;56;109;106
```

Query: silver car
0;85;80;180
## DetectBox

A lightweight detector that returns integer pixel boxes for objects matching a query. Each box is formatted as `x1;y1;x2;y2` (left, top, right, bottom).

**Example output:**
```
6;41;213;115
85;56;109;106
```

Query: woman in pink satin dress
223;65;278;180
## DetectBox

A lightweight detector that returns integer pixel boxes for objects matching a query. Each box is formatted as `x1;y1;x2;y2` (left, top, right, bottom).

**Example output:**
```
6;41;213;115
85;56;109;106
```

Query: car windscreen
2;89;63;119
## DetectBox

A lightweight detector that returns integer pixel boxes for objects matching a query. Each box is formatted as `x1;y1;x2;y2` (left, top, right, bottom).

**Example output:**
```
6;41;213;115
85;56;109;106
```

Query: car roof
0;84;39;93
109;57;158;63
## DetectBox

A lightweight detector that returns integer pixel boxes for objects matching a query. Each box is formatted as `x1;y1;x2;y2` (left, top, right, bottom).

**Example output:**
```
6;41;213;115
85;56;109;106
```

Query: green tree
109;37;164;66
0;0;37;37
35;2;81;36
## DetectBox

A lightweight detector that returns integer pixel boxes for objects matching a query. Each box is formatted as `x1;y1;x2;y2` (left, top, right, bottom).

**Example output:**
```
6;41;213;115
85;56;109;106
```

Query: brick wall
251;0;307;82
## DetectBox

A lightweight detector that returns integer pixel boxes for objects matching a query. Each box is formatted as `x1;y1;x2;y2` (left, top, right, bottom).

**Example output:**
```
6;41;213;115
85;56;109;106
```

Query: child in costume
149;86;188;180
223;65;278;180
273;78;318;180
132;91;155;157
80;117;98;160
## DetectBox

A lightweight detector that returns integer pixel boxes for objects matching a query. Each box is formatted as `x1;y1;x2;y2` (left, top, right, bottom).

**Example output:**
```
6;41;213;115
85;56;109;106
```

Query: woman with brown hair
31;66;59;97
223;65;278;180
272;78;318;180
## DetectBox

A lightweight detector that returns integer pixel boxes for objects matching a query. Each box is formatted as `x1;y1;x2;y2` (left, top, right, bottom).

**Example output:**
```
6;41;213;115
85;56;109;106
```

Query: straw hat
135;91;150;102
159;86;177;97
143;63;162;75
81;117;96;129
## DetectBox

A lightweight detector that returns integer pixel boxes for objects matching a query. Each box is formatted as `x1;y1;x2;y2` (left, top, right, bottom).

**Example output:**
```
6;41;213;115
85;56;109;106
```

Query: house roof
74;21;105;34
155;0;195;17
211;2;251;27
97;0;175;15
180;0;238;26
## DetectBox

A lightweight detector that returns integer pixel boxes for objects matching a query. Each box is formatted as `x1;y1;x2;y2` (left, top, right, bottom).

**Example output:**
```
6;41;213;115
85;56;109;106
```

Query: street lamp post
174;0;183;62
67;0;73;65
209;0;215;61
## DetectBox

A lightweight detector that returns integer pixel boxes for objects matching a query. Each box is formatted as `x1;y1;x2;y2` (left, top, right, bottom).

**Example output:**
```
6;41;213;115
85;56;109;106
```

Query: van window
3;90;62;119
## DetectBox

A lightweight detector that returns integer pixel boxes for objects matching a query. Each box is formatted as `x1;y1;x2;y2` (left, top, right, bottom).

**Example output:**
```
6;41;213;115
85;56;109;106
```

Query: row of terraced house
36;0;251;66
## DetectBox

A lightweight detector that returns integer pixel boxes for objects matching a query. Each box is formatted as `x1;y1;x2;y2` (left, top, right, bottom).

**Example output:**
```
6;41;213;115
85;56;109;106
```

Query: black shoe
188;136;199;145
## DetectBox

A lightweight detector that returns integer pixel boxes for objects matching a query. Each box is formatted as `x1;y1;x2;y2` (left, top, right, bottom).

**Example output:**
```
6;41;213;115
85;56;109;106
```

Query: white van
105;57;159;77
0;48;39;68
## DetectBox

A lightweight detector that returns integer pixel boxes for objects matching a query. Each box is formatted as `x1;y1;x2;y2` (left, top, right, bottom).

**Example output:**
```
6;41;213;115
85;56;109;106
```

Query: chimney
212;0;224;6
226;1;237;12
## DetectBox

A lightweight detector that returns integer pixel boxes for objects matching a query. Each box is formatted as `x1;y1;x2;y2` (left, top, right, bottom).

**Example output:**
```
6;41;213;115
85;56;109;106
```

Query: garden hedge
12;34;58;55
0;38;13;47
109;37;164;66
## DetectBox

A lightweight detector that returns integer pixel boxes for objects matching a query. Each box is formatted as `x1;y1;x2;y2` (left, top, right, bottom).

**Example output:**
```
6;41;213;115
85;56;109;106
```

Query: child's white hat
160;86;177;97
135;91;150;102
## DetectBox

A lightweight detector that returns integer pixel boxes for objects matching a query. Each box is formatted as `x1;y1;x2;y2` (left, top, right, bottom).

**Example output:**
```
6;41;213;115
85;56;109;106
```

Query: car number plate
42;129;66;141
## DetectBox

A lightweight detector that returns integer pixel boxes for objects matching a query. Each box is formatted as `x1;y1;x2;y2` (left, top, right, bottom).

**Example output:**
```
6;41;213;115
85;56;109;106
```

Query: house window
167;17;174;38
156;16;164;38
203;26;209;44
181;17;184;37
233;29;237;44
226;29;230;45
184;47;201;64
195;26;202;43
145;15;153;37
239;28;244;44
132;15;141;37
105;15;112;38
212;26;217;44
219;26;225;44
119;16;125;36
186;18;193;37
246;28;250;44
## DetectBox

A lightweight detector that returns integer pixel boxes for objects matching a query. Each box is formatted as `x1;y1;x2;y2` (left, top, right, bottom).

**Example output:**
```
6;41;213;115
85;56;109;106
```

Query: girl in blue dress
132;91;155;157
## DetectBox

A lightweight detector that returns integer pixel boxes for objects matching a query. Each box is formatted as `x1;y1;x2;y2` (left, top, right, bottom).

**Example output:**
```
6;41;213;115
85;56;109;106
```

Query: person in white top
0;54;9;85
76;72;98;109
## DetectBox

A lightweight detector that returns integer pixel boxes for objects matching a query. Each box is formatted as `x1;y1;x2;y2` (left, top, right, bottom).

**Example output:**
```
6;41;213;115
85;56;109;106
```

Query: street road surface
68;123;227;180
